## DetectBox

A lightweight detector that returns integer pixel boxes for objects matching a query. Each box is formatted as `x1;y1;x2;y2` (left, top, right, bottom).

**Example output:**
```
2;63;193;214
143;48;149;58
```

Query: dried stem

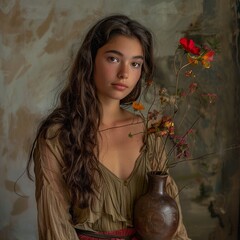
168;144;240;168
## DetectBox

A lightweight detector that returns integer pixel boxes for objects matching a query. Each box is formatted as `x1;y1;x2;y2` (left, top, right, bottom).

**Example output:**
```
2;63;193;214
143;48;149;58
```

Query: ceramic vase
134;171;179;240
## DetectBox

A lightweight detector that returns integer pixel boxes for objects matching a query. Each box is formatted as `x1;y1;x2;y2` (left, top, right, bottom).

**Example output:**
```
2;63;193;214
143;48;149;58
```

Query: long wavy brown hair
27;14;155;209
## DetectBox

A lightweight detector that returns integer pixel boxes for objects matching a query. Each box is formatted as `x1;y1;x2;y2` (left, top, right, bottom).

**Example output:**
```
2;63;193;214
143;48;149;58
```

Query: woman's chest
98;124;144;180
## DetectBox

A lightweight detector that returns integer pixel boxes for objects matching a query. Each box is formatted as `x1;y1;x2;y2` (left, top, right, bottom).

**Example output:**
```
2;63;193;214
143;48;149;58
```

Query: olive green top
33;126;190;240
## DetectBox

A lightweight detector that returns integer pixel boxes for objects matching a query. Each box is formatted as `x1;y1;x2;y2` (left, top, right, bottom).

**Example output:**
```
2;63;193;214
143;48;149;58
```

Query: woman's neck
100;102;124;126
99;98;133;128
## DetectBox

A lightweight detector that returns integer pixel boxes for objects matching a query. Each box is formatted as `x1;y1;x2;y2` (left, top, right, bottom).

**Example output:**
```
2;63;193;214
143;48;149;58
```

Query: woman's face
93;35;144;104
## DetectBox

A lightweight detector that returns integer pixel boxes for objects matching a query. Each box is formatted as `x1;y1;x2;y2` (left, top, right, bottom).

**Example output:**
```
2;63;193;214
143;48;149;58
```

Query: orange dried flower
201;50;215;68
132;101;145;111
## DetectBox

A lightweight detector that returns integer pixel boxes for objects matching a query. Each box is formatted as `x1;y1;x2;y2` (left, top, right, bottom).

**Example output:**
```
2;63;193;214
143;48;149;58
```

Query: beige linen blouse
33;126;190;240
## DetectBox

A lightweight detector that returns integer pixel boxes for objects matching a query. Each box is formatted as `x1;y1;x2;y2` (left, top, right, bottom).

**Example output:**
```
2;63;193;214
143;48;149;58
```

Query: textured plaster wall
0;0;239;240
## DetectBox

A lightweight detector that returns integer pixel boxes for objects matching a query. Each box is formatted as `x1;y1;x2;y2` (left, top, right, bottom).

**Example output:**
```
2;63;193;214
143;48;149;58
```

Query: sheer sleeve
33;128;79;240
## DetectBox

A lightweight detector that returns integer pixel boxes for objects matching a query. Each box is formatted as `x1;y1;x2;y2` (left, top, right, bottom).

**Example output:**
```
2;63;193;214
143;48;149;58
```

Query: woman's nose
117;63;129;79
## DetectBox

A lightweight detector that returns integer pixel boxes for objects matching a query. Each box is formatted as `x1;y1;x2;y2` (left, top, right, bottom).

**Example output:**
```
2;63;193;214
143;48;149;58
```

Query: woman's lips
111;83;128;91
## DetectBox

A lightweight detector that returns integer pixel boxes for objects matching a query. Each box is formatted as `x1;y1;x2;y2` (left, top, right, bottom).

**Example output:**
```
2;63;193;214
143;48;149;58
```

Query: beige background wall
0;0;239;239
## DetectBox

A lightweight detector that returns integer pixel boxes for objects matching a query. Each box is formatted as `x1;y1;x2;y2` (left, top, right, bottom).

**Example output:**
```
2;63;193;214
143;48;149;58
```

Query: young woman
28;14;190;240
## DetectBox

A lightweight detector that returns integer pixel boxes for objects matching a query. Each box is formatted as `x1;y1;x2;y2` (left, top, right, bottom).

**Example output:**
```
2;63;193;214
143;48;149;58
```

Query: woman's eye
108;57;119;63
132;62;142;68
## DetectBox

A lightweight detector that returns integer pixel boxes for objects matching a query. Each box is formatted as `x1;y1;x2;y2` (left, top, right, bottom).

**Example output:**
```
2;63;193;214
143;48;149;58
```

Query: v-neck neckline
98;144;146;183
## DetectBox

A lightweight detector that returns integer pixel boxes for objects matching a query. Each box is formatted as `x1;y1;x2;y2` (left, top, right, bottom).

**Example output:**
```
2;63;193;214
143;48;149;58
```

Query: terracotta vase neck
147;172;168;194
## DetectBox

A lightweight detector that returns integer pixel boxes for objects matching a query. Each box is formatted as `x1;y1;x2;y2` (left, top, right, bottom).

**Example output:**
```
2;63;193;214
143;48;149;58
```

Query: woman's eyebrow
105;50;144;60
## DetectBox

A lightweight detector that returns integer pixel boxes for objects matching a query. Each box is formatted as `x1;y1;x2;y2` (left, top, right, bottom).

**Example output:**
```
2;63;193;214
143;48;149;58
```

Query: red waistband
76;228;140;240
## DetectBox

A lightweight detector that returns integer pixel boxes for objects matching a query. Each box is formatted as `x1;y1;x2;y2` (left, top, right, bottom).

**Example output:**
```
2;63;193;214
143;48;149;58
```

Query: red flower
146;79;153;86
173;135;190;159
180;90;187;97
189;82;198;94
185;70;195;77
179;38;200;55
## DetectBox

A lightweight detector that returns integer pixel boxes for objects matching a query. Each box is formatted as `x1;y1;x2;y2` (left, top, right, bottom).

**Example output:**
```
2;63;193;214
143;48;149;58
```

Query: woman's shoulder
36;123;63;150
45;123;62;139
35;123;64;158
